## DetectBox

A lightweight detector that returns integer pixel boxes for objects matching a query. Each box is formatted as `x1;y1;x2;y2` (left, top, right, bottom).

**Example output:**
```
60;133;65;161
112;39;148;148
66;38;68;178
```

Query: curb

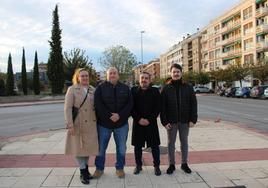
0;100;64;108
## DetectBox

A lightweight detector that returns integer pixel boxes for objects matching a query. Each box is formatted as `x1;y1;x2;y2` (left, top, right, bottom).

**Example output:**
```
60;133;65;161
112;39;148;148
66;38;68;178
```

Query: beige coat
64;84;99;156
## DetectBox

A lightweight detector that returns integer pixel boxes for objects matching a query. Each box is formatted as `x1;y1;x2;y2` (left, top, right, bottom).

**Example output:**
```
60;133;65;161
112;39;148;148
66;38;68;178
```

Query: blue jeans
95;123;129;171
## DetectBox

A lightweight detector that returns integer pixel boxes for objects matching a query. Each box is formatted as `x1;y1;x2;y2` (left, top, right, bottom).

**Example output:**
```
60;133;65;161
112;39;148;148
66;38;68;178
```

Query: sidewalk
0;119;268;187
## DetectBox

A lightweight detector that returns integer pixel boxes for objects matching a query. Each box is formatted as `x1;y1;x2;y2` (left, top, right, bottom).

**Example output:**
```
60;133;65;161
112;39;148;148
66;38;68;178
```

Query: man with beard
131;72;161;176
161;63;197;174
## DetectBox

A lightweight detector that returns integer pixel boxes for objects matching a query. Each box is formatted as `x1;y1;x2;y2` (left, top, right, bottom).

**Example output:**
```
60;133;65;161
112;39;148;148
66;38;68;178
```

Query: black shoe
166;164;175;174
133;165;142;175
181;163;192;174
86;165;93;180
154;166;161;176
80;169;90;184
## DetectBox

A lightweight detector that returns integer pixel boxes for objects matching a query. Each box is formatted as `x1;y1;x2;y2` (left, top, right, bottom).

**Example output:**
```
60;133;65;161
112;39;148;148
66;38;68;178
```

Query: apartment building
201;0;268;72
182;32;202;73
143;58;160;82
160;43;183;79
133;64;147;82
133;58;160;82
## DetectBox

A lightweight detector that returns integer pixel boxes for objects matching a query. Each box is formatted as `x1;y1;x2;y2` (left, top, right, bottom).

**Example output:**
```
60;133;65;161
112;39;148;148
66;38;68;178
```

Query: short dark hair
170;63;182;72
140;71;151;78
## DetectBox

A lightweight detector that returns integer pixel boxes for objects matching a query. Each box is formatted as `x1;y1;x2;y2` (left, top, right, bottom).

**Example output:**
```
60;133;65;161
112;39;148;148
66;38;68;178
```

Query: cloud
0;0;241;72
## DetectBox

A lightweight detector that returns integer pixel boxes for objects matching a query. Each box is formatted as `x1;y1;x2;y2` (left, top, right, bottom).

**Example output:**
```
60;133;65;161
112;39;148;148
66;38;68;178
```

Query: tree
251;60;268;84
6;53;15;96
182;71;196;85
33;51;40;95
228;62;250;87
209;69;222;87
98;45;139;81
64;48;97;85
195;72;210;85
21;47;28;95
47;4;64;94
0;73;5;96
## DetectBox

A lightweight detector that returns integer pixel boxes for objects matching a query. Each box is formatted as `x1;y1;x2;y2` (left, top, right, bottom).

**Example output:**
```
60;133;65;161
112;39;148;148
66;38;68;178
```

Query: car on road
250;85;268;98
264;88;268;99
225;87;239;97
235;87;251;98
193;86;211;93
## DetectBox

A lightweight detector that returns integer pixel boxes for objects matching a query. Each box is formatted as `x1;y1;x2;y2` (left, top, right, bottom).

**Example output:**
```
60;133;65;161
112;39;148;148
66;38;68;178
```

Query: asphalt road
0;95;267;138
198;95;268;132
0;103;65;138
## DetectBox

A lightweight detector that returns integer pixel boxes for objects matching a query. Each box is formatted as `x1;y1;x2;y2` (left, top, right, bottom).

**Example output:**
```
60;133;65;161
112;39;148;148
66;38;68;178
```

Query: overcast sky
0;0;241;73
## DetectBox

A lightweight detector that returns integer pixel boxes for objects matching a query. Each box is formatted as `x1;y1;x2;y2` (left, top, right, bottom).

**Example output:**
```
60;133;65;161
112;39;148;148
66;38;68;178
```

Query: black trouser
134;145;160;167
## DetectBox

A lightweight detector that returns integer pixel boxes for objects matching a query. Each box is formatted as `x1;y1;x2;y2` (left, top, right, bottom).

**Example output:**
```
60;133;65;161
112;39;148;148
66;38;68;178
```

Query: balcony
256;24;268;34
256;6;268;18
221;20;241;34
256;41;268;51
222;49;241;58
221;35;241;46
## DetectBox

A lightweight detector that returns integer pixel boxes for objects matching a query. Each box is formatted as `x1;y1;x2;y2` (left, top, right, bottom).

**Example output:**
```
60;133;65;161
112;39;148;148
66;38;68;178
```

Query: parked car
194;86;210;93
225;87;239;97
235;87;251;98
264;88;268;99
250;85;268;98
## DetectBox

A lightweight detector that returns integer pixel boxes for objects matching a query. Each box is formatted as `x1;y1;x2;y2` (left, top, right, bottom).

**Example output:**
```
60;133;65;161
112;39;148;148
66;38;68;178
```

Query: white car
193;86;210;93
264;88;268;98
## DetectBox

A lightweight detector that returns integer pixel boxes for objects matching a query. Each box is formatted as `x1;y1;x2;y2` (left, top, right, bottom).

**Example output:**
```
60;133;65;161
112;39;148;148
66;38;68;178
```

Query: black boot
181;163;192;174
166;164;175;174
80;169;89;184
133;165;142;175
154;166;161;176
86;165;93;180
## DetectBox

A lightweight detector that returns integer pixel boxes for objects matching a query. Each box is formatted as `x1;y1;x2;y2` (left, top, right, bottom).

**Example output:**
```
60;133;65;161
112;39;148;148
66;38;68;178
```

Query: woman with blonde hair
64;68;99;185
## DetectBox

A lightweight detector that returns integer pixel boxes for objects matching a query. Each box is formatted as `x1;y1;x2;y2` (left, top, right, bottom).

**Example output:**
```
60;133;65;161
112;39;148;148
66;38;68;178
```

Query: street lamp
140;30;145;64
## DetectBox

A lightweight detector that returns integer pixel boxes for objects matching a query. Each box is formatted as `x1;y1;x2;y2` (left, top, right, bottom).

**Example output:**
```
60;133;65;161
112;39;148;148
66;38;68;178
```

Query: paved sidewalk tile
233;178;267;188
12;176;46;188
42;175;72;187
0;177;18;187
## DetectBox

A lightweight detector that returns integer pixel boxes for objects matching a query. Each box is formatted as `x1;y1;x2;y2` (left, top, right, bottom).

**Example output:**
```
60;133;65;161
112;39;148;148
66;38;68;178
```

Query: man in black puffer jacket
93;67;133;179
160;63;197;174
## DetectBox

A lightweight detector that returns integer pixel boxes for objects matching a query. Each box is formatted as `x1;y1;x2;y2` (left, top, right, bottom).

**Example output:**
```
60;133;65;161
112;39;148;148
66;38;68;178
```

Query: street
198;95;268;132
0;95;267;138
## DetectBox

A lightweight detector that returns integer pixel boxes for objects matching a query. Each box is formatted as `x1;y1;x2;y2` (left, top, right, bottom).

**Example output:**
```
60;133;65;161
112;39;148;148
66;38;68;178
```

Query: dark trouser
134;145;160;167
167;123;189;164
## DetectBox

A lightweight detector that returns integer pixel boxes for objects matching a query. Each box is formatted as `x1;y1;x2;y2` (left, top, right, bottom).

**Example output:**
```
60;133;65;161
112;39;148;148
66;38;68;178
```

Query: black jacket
131;86;161;147
94;81;133;129
160;79;197;126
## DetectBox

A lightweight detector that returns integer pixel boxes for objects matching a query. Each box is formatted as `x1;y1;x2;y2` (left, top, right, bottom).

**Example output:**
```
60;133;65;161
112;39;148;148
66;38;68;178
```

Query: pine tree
21;47;28;95
33;51;40;95
47;4;64;94
6;53;15;96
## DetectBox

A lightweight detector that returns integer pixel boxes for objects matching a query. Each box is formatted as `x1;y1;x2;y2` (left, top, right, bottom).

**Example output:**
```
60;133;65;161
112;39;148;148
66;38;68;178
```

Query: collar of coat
73;84;95;94
165;78;187;85
137;85;153;91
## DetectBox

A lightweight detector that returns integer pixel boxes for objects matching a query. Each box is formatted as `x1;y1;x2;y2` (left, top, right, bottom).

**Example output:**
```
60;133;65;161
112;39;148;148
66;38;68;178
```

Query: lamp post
140;30;145;64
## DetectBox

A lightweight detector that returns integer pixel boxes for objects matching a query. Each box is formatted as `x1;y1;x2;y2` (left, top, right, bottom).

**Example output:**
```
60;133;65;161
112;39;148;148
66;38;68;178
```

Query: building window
244;38;253;51
244;54;253;64
215;49;221;58
214;24;220;33
244;22;253;35
209;51;215;60
209;39;215;48
243;6;252;20
215;37;221;46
